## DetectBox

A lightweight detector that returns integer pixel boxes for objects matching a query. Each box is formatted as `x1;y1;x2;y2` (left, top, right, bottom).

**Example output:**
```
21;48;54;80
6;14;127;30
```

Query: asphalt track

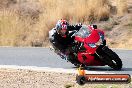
0;47;132;75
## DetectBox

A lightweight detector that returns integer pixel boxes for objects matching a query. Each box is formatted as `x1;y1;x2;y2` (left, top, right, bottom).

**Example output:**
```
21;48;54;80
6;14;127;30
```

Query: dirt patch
0;68;76;88
0;68;131;88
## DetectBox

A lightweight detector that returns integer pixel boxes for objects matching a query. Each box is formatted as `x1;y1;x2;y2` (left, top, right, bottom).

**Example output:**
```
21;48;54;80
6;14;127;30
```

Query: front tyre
103;47;122;70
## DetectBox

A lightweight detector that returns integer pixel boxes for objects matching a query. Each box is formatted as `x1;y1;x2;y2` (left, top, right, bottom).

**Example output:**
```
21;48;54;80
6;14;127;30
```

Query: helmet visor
59;29;67;36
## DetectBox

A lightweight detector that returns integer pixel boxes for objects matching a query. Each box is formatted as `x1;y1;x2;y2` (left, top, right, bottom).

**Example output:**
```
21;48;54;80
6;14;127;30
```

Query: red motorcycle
70;25;122;70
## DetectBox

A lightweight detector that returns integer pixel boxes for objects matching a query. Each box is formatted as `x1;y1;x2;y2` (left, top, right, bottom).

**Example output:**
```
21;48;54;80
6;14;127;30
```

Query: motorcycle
71;25;122;70
50;25;122;70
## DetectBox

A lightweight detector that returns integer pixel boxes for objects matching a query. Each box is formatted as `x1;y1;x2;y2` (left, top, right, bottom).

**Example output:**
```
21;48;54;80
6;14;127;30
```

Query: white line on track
0;65;116;74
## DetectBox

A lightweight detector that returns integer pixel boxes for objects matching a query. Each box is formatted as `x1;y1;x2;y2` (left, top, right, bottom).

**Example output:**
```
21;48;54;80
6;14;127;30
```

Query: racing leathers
49;25;82;60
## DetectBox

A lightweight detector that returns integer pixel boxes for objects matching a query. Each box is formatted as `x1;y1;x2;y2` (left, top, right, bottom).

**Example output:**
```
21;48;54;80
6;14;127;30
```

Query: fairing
75;25;105;66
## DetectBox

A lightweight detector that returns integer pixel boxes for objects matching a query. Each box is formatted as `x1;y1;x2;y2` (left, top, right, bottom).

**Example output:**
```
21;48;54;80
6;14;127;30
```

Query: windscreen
75;25;91;38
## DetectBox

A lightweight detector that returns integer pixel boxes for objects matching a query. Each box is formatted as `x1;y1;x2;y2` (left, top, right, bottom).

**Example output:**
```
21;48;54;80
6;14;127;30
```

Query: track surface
0;47;132;75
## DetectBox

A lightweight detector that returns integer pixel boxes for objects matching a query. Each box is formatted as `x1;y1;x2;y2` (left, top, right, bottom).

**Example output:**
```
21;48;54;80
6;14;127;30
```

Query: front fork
94;40;107;60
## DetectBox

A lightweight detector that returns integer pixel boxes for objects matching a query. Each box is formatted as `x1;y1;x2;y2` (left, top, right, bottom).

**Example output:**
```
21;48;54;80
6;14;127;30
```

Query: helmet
55;19;69;37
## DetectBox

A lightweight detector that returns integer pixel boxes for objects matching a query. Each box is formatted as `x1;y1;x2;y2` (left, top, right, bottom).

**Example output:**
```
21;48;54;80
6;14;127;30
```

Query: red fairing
77;52;104;66
85;30;100;43
75;36;84;42
74;25;105;66
97;29;104;35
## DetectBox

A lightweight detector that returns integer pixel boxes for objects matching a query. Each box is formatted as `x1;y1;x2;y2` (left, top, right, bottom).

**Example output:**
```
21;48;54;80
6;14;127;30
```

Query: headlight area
88;38;103;48
88;32;104;48
88;43;96;48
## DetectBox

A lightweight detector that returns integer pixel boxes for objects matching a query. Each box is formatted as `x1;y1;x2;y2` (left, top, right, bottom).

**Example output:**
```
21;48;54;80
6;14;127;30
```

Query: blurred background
0;0;131;49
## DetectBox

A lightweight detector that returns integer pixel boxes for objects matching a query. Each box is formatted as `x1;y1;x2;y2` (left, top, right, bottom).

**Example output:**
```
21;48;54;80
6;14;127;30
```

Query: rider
49;20;98;63
49;19;82;61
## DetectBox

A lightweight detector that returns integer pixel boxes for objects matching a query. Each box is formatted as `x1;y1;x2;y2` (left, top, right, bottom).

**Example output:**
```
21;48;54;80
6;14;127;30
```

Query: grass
116;0;128;16
124;21;132;28
0;9;21;46
0;0;129;47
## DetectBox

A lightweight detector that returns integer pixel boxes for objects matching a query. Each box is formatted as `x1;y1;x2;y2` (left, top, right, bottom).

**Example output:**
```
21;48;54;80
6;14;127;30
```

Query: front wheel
105;54;122;70
97;46;122;70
